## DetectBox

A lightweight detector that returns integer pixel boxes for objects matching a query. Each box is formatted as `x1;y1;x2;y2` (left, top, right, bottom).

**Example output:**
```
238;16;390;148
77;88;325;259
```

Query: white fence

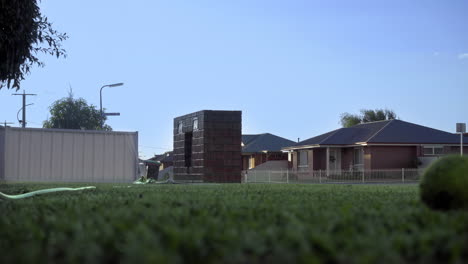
243;168;423;184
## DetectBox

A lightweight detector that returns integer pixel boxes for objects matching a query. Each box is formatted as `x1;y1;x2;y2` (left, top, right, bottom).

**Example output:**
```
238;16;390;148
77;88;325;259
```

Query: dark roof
242;135;260;146
149;151;173;163
289;120;467;148
368;120;461;144
242;133;295;153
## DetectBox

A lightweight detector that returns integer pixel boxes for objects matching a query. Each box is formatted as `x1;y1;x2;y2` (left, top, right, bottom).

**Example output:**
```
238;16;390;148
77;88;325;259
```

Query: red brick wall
369;146;417;169
267;152;288;161
446;146;468;155
313;148;326;170
174;110;242;183
173;112;204;181
341;148;354;170
307;150;314;169
241;152;288;170
242;155;249;170
202;111;242;183
254;153;265;166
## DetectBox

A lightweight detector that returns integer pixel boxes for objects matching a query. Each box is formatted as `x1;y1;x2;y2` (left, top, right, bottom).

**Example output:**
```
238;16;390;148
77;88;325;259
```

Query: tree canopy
0;0;67;90
340;109;398;127
43;92;112;131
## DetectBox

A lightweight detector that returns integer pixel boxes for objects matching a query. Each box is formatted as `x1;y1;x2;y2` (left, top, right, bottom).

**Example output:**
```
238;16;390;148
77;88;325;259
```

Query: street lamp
100;82;124;116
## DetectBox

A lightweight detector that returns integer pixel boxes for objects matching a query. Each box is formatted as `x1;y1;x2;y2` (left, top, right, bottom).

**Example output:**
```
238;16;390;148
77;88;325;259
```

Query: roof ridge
249;133;295;142
242;133;268;136
364;119;394;142
353;119;394;126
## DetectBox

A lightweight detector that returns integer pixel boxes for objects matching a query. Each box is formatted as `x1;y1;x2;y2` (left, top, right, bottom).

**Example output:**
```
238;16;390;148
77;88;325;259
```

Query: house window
298;151;308;167
178;121;183;134
193;118;198;131
423;146;443;155
249;156;255;169
353;148;363;165
353;148;364;170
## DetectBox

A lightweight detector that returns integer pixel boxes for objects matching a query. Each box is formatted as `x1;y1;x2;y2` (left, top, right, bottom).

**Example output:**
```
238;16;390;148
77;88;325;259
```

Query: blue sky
1;0;467;159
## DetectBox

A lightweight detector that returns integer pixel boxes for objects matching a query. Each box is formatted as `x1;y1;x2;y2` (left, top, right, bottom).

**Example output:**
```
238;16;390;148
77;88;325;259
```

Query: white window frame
353;147;364;170
193;118;199;131
298;150;308;168
422;145;443;156
178;121;183;134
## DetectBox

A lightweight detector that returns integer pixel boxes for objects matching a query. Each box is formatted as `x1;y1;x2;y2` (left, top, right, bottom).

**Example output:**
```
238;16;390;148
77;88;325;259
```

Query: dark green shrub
420;155;468;210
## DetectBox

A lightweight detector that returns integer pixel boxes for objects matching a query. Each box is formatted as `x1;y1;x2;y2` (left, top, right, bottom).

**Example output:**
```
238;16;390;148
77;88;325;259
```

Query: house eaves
282;143;364;151
282;144;321;151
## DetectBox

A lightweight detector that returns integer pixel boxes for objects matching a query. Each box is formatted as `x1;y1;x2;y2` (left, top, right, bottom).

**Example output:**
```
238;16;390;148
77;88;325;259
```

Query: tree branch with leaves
0;0;68;90
43;91;112;131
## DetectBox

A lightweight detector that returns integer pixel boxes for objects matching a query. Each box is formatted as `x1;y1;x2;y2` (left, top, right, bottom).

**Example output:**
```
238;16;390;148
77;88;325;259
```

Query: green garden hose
0;186;96;200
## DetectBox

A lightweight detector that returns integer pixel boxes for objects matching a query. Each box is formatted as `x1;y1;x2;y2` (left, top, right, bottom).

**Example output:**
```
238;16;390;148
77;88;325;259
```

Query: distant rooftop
285;119;468;149
149;151;173;163
242;133;295;153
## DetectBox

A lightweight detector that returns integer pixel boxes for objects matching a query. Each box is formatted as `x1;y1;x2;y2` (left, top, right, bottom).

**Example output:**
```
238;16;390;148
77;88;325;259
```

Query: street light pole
99;83;124;116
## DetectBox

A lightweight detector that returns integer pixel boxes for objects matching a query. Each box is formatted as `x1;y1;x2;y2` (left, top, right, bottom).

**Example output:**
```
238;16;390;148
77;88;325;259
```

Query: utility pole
12;90;36;128
2;121;14;127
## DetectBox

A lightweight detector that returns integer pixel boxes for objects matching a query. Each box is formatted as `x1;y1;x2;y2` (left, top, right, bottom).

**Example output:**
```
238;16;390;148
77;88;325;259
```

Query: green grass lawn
1;183;467;263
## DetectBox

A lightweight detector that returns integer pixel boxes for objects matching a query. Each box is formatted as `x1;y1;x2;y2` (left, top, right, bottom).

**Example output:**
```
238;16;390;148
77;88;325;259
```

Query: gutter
282;144;363;152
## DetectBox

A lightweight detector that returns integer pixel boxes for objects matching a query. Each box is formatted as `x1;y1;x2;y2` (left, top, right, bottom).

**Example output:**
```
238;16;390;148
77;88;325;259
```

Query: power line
139;145;172;150
1;121;14;127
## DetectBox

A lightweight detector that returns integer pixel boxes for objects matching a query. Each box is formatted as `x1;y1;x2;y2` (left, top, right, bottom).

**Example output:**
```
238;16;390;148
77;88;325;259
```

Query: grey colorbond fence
0;127;139;183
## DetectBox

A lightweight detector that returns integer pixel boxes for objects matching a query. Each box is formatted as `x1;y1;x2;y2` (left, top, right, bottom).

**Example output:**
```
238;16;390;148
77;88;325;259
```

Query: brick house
146;151;173;179
173;110;242;183
282;120;468;174
242;133;295;170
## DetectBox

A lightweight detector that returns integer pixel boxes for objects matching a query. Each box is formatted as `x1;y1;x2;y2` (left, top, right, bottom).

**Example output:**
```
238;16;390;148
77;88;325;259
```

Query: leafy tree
43;92;112;130
0;0;68;90
340;113;362;128
340;109;398;127
361;109;396;123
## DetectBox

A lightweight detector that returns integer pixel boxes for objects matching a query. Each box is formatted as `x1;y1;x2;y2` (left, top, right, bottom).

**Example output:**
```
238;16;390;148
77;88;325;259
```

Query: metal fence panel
0;127;138;183
0;128;5;180
244;168;423;184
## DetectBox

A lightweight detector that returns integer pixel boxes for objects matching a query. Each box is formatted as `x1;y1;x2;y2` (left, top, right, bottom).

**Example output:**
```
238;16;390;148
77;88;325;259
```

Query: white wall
0;127;138;183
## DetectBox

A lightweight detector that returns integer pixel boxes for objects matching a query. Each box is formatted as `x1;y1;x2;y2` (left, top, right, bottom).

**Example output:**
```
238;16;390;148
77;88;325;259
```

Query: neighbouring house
139;159;160;178
146;151;173;179
282;119;468;174
242;133;295;170
152;151;174;170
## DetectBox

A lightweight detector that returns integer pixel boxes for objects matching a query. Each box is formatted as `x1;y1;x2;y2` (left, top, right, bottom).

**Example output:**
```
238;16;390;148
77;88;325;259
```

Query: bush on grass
420;155;468;210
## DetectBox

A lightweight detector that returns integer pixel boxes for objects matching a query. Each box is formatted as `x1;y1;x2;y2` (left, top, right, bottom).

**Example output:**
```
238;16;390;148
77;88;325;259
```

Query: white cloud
458;53;468;60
